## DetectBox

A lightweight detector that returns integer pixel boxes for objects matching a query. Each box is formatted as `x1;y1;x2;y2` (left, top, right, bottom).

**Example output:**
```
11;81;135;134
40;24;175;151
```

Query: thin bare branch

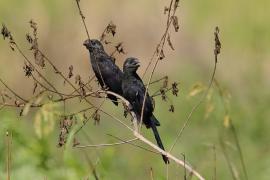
107;134;160;154
75;0;90;39
75;138;138;148
169;27;220;152
0;77;27;102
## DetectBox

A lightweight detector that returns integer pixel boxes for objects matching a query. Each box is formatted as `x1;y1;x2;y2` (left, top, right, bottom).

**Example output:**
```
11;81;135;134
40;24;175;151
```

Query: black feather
84;39;123;106
122;57;169;164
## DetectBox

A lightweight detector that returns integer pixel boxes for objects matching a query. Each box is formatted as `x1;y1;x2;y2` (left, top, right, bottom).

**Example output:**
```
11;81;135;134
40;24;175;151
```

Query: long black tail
150;116;169;164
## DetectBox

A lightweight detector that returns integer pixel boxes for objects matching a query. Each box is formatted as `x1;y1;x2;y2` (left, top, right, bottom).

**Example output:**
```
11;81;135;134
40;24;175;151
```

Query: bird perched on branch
83;39;123;106
122;57;169;164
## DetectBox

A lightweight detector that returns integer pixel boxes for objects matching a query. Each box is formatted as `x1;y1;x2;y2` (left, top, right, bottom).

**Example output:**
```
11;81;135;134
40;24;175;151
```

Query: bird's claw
102;85;109;91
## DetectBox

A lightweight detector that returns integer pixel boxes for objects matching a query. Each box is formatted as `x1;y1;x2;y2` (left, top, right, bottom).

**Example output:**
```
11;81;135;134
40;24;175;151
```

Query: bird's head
83;39;104;52
123;57;140;73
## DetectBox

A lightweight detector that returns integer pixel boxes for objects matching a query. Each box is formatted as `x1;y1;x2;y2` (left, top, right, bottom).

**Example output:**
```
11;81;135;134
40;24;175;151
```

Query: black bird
122;57;169;164
83;39;123;106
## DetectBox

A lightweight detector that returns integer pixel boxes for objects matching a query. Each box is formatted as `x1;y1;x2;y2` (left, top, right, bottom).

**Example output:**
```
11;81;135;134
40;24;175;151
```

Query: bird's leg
101;85;110;99
101;85;109;91
125;103;140;131
127;103;134;112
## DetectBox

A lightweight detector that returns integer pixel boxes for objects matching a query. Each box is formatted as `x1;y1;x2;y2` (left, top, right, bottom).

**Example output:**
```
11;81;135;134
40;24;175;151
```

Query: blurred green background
0;0;269;179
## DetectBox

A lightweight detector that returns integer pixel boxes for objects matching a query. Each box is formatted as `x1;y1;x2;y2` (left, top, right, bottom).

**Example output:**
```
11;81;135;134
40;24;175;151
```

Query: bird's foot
101;85;109;91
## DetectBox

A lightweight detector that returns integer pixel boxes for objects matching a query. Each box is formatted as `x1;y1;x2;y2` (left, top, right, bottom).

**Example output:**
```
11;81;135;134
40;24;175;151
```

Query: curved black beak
83;39;91;46
133;59;140;68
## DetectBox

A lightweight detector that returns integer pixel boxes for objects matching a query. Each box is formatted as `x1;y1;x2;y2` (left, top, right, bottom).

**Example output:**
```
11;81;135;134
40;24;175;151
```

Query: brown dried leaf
167;34;175;50
160;88;167;101
27;20;45;67
1;24;16;51
172;82;179;96
1;24;9;39
159;50;165;60
169;105;175;113
174;0;180;10
58;118;73;147
23;63;33;77
26;33;33;44
29;19;37;33
164;6;169;14
75;75;81;84
68;65;73;78
171;16;179;32
106;22;116;36
115;42;125;54
214;26;221;57
92;110;101;125
77;78;86;97
34;49;45;68
163;76;168;89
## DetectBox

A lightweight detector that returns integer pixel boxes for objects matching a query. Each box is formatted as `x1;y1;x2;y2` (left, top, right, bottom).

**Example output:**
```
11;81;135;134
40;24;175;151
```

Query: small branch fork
75;137;138;148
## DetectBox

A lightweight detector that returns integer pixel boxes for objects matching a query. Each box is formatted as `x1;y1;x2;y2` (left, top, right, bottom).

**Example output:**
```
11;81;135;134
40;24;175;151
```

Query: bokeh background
0;0;269;179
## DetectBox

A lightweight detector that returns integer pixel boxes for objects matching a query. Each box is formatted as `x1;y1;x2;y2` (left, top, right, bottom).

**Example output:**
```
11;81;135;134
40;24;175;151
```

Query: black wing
90;53;123;106
122;76;154;123
98;56;123;95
